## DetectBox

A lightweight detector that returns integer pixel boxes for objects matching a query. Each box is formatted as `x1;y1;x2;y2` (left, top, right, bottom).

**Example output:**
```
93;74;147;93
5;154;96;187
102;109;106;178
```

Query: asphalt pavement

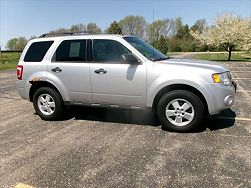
0;62;251;188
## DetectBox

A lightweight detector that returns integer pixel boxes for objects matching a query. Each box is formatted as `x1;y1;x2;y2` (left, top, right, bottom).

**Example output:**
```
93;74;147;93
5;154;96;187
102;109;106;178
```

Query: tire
157;90;204;132
33;87;63;120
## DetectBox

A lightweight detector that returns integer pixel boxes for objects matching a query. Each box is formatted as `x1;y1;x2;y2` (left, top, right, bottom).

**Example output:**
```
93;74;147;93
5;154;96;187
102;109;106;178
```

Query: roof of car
29;33;136;43
38;32;132;38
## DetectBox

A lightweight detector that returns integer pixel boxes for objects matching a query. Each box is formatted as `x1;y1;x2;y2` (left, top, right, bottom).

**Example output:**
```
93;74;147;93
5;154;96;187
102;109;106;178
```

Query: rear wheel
33;87;63;120
157;90;204;132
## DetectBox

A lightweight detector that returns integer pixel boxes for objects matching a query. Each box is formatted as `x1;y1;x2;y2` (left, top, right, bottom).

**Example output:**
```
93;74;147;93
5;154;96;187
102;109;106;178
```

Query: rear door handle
94;68;107;74
51;67;62;72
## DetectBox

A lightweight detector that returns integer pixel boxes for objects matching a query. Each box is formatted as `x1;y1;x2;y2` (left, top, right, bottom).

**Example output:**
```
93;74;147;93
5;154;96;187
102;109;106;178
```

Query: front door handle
94;68;107;74
51;67;62;72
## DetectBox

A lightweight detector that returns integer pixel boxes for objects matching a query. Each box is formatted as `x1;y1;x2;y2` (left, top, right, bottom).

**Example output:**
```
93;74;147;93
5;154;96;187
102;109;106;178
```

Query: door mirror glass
121;54;139;65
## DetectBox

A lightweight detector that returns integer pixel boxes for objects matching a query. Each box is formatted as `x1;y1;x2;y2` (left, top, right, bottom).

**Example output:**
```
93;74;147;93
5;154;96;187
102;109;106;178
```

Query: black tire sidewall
33;87;63;120
157;90;204;132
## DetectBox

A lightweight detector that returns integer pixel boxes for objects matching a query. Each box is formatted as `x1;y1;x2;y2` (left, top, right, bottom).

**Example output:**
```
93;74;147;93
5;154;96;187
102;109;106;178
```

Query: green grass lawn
0;52;21;70
167;52;185;56
193;52;251;62
1;51;250;71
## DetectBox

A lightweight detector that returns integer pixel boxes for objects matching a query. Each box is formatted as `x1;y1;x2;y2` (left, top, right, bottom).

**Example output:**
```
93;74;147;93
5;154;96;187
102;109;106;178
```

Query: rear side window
24;41;54;62
52;40;86;62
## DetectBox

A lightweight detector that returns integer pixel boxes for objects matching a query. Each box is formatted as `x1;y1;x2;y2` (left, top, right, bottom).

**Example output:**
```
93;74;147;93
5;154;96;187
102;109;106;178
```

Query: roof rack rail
39;31;90;38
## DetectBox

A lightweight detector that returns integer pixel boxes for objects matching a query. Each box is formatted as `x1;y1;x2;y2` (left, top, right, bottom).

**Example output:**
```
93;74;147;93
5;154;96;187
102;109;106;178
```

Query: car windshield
123;36;168;61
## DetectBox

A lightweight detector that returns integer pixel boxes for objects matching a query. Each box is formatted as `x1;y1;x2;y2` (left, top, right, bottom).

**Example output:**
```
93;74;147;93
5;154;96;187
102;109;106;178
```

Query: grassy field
0;52;21;70
193;52;251;62
0;51;251;71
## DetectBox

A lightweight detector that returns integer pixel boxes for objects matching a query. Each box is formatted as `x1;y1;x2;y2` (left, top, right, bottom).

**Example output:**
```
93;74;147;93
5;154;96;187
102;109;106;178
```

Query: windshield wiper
151;57;169;61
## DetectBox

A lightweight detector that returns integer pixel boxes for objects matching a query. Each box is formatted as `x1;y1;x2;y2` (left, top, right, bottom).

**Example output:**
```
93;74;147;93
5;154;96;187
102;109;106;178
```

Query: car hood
156;58;228;73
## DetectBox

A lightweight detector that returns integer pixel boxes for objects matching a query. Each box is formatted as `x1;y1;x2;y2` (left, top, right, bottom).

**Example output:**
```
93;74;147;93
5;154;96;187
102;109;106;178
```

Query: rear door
47;39;92;103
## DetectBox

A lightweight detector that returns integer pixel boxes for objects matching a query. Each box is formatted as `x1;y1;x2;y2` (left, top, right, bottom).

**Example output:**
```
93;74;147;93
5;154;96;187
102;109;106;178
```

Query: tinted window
93;39;131;62
24;41;53;62
52;40;86;62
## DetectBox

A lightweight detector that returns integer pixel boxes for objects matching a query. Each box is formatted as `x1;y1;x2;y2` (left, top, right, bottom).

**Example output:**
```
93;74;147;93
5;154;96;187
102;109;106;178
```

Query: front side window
92;39;131;63
52;40;86;62
24;41;53;62
123;37;168;61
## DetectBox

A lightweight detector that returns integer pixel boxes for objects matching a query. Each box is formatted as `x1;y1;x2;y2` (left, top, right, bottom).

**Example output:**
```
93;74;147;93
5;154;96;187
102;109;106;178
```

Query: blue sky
0;0;250;49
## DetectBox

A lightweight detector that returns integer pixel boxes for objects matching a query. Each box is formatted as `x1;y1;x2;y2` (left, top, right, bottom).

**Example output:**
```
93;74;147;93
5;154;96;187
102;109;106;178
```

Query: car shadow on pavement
204;108;236;131
64;106;160;127
63;107;236;131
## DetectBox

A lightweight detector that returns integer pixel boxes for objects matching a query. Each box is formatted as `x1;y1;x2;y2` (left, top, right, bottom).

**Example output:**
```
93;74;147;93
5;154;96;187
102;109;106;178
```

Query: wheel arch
29;81;62;102
152;84;209;115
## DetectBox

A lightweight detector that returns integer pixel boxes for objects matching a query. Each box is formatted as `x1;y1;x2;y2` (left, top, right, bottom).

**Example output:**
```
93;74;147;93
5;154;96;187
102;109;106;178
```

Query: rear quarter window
24;41;54;62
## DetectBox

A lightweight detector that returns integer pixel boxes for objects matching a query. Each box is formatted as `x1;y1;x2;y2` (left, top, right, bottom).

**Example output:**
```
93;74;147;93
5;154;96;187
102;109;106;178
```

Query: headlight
212;72;232;86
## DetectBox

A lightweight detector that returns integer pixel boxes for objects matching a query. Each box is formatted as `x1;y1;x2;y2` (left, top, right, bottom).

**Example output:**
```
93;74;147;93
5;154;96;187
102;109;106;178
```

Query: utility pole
0;45;2;58
153;8;155;23
152;8;155;58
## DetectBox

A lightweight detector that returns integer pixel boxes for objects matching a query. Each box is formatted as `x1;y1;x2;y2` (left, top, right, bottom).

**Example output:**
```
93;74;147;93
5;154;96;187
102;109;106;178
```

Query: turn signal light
212;74;221;83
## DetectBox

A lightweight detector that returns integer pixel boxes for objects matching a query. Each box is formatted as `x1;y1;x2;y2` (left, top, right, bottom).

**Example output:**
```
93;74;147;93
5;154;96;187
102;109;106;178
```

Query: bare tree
70;24;86;32
119;15;146;37
190;19;207;33
48;28;70;33
146;19;175;43
86;23;102;34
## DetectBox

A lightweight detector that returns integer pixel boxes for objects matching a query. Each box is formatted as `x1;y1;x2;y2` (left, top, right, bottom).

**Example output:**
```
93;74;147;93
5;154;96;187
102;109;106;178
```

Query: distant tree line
5;13;251;60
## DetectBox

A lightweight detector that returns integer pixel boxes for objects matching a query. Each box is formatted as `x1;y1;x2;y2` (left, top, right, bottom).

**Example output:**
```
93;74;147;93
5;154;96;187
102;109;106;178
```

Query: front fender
147;77;215;114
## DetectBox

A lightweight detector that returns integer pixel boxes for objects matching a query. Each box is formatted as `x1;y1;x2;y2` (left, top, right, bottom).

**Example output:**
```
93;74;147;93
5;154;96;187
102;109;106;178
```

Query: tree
6;37;27;51
156;35;169;54
241;18;251;52
86;23;102;34
165;17;196;52
15;37;28;50
49;23;102;34
189;19;208;51
119;15;146;37
70;24;86;32
190;19;207;33
5;38;18;50
49;28;70;33
191;13;251;60
174;17;191;39
146;19;174;43
106;21;122;34
29;36;37;40
174;17;184;38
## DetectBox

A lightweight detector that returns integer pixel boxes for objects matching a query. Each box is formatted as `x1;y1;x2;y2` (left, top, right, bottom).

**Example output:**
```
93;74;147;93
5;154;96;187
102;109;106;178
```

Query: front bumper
207;81;237;115
223;81;237;106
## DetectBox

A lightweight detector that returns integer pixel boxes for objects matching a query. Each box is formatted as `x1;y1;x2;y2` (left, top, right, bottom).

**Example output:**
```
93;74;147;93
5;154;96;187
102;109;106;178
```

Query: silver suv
17;33;236;132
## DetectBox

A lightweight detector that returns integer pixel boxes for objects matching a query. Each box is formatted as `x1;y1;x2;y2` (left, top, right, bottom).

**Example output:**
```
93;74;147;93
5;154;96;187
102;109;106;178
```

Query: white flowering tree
191;14;251;60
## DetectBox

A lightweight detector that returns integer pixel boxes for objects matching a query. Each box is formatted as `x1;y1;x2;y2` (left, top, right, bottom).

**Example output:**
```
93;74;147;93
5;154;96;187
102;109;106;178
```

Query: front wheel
33;87;63;120
157;90;204;132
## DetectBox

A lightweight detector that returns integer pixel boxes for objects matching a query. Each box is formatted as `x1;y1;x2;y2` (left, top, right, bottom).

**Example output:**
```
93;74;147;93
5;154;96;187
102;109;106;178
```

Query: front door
90;39;146;107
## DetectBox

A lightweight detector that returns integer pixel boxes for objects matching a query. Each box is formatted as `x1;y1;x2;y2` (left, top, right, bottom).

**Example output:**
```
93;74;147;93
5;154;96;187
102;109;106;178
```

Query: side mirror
121;54;140;65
